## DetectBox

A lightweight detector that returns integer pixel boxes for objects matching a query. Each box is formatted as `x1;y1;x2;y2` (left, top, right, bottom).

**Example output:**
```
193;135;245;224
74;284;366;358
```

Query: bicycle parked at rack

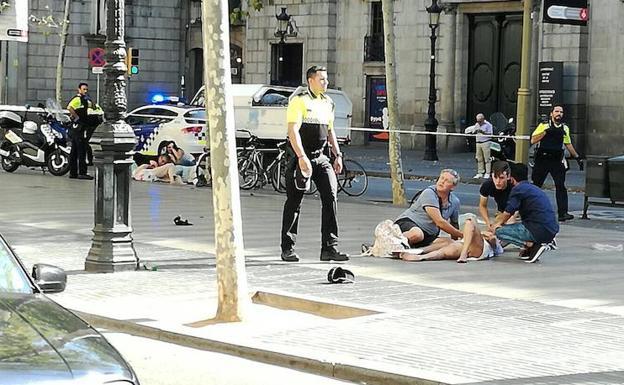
195;132;368;197
235;129;289;191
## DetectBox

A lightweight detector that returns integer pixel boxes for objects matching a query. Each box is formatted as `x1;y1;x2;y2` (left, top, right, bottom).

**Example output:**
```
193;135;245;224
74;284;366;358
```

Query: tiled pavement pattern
2;171;624;384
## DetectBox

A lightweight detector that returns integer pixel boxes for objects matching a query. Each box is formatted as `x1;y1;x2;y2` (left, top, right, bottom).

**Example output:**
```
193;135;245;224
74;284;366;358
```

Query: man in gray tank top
395;169;463;248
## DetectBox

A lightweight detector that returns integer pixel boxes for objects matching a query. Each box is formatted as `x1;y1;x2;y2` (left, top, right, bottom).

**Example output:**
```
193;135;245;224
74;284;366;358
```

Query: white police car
126;101;207;156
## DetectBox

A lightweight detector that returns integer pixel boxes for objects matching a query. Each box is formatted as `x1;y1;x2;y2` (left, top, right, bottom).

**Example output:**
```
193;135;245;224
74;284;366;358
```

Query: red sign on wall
88;48;106;67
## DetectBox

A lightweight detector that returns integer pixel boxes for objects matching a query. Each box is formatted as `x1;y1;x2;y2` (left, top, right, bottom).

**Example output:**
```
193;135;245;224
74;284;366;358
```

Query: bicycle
336;155;368;196
192;130;264;189
236;130;291;192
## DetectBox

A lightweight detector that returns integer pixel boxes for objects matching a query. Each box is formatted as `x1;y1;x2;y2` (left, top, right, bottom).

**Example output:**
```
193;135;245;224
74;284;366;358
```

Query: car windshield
0;238;33;294
183;109;206;124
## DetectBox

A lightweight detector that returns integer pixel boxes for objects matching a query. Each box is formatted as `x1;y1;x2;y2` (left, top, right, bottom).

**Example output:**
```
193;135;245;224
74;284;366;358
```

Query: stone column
439;5;457;151
85;0;139;272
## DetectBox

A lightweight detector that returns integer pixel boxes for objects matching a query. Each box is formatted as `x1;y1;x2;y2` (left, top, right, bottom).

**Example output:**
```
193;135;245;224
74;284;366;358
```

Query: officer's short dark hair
509;162;528;182
492;161;510;177
78;82;88;89
306;66;327;80
551;105;563;113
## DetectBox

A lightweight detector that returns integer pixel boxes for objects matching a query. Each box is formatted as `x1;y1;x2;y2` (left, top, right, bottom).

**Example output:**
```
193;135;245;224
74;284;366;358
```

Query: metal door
467;14;522;125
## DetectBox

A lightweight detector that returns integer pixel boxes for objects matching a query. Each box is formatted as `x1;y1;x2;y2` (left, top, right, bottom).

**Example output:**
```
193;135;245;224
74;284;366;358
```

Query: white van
190;84;352;144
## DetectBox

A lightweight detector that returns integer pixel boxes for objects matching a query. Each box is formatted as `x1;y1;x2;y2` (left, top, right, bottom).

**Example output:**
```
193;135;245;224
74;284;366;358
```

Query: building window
190;0;202;23
364;1;384;62
91;0;107;35
371;1;383;37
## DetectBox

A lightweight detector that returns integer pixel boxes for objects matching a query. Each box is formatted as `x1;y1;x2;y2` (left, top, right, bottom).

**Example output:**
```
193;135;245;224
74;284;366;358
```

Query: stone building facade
245;0;621;156
2;0;187;109
2;0;622;155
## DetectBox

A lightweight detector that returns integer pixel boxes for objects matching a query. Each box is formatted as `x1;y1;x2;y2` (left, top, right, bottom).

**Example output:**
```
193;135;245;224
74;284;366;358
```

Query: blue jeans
495;223;535;247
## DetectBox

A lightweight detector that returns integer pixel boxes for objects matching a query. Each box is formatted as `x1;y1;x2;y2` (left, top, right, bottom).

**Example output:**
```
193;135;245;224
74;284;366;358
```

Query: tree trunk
381;0;407;205
201;0;250;322
55;0;71;104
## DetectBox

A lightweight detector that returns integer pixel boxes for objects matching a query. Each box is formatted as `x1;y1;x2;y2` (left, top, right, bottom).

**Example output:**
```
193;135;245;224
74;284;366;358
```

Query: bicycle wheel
270;157;288;193
194;151;211;186
338;159;368;197
238;155;260;190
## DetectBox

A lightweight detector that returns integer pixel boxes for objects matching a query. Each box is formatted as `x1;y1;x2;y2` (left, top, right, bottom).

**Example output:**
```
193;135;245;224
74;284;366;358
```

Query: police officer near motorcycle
280;65;349;262
67;82;93;180
531;105;582;222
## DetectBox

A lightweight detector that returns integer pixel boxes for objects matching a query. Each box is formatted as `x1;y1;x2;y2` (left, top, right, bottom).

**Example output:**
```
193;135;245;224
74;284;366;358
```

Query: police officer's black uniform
67;93;90;178
280;87;347;262
531;119;572;220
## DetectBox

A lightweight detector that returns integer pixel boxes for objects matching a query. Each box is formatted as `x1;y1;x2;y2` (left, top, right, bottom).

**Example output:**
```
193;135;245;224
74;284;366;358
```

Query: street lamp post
274;7;298;86
423;0;442;161
85;0;139;272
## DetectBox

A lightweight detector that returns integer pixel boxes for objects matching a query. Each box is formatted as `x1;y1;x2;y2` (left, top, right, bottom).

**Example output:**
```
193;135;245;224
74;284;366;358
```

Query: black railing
364;34;385;62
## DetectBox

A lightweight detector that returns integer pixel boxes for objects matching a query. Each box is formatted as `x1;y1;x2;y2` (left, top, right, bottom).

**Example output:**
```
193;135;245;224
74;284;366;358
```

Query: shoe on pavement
558;213;574;222
549;238;558;250
69;175;78;179
518;247;529;260
473;173;483;179
483;174;490;179
77;174;94;180
281;249;299;262
525;243;547;263
320;247;349;262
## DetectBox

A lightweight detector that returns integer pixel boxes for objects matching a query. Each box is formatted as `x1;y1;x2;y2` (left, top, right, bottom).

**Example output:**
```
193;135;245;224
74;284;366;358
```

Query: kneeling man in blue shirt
492;162;559;263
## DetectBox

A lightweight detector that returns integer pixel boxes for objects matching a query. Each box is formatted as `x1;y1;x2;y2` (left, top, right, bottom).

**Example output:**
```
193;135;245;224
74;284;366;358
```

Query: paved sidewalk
345;143;586;191
2;172;624;384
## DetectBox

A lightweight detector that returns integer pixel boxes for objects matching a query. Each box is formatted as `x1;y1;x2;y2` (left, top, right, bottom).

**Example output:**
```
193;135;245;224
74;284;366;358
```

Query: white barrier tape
124;112;531;140
346;126;531;141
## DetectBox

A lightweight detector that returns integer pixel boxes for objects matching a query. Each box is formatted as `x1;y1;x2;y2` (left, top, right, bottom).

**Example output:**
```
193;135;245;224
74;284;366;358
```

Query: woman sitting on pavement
165;141;196;166
399;214;503;263
133;154;183;184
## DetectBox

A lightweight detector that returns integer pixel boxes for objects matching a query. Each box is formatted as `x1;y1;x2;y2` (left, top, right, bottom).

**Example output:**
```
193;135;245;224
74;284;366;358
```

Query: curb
364;170;585;192
76;310;446;385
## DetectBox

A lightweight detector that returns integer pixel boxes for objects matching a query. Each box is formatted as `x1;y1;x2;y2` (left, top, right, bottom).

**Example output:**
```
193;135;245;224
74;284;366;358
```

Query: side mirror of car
31;264;67;293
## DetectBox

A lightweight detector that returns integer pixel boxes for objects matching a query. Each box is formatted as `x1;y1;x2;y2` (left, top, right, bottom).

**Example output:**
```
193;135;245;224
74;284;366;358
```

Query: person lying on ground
399;215;503;263
479;160;517;231
133;154;183;184
394;169;464;249
492;162;559;262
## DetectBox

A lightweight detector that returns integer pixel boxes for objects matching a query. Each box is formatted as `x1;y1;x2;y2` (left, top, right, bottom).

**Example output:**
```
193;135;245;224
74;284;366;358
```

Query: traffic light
127;48;139;76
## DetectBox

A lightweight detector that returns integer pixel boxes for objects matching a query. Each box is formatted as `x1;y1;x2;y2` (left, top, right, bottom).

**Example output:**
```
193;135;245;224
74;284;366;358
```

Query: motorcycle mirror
25;104;31;110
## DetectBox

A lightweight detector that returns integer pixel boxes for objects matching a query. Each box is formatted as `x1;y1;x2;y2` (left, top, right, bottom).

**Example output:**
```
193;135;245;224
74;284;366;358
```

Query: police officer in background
66;82;94;180
531;105;582;222
280;65;349;262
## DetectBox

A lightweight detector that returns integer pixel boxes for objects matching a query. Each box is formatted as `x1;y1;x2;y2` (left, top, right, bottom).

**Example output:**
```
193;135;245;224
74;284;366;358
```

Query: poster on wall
538;61;563;122
367;77;388;141
0;0;29;42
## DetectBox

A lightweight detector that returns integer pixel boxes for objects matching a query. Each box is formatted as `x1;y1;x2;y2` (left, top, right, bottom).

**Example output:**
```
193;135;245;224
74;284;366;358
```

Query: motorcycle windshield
45;98;71;123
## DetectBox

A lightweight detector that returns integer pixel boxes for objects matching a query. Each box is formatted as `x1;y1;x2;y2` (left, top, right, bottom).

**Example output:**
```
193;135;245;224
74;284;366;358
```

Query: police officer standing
66;82;94;180
531;105;582;222
280;66;348;262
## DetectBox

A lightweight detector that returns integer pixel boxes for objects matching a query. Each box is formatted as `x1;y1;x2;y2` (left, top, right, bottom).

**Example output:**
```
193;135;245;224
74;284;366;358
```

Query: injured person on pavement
397;214;503;263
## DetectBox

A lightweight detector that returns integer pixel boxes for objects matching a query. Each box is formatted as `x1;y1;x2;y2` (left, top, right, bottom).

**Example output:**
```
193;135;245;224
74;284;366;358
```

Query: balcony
364;34;385;62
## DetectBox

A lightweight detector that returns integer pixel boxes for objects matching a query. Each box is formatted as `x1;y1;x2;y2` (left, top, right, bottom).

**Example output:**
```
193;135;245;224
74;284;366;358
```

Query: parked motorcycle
0;100;71;175
490;117;516;162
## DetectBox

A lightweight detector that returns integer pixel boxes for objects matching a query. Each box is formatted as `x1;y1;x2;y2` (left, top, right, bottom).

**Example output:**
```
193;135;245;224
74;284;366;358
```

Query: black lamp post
274;7;298;85
423;0;442;161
